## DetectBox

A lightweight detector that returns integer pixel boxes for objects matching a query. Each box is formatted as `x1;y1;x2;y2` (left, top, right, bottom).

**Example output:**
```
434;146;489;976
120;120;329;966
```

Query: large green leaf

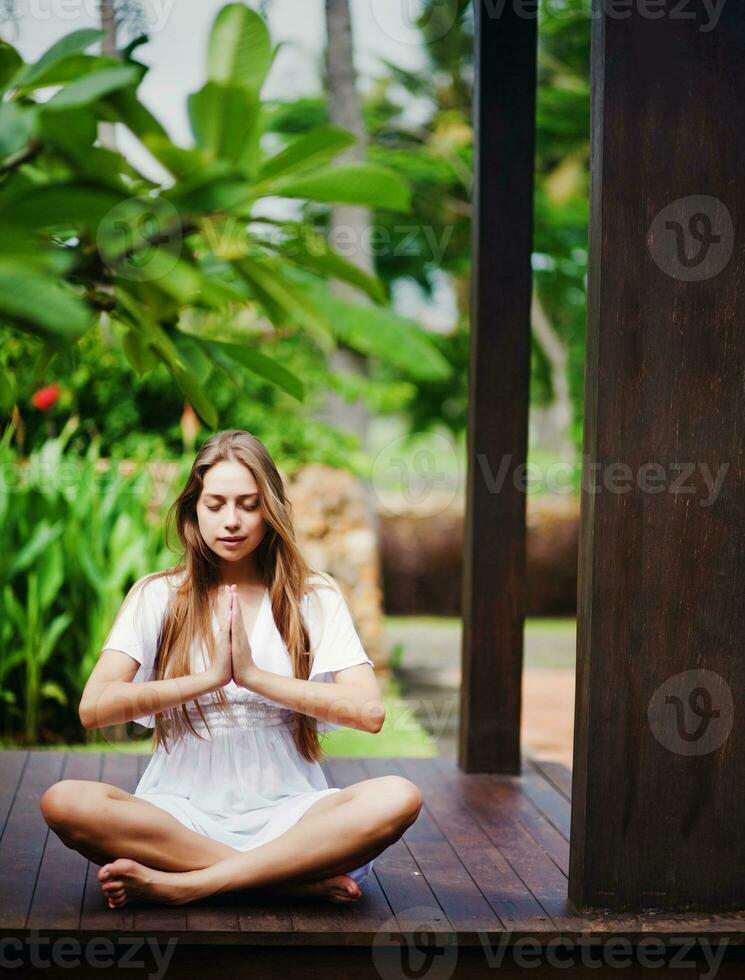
207;3;272;93
284;272;452;381
235;256;335;350
120;324;158;377
257;125;357;182
45;64;140;112
263;224;386;304
187;81;263;173
37;541;65;610
100;85;169;142
170;360;218;429
268;162;412;212
171;329;213;385
39;106;97;159
197;336;304;401
0;41;22;93
6;521;65;579
2;183;123;232
9;28;104;89
165;168;251;215
0;364;15;414
139;136;211;181
14;53;128;90
0;261;92;343
0;103;37;161
115;289;218;428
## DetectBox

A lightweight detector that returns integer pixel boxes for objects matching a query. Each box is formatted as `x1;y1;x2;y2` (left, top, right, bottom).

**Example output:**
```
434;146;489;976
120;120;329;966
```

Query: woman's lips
219;537;245;547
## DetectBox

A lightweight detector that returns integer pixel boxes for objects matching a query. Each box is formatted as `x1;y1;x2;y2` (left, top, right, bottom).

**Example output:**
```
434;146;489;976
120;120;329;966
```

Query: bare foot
268;873;362;904
98;859;205;908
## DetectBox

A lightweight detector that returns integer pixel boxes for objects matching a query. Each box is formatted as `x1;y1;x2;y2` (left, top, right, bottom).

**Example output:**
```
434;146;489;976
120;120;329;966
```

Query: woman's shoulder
304;571;344;600
126;568;183;609
302;572;351;620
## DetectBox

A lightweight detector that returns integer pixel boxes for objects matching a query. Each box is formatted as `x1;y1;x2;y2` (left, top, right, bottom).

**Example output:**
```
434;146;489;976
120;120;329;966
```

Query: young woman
39;429;423;907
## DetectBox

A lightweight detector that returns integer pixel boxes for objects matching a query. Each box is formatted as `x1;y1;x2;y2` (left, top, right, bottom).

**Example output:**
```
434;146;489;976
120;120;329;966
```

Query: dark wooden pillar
459;1;537;773
570;1;745;909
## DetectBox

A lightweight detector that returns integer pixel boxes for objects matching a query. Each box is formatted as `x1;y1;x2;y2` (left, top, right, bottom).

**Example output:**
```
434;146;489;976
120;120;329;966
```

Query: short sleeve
308;582;374;682
306;578;374;734
102;574;168;728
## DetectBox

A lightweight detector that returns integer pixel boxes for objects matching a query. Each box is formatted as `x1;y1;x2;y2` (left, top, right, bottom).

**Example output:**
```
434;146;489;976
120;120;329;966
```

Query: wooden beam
570;0;745;910
460;1;538;773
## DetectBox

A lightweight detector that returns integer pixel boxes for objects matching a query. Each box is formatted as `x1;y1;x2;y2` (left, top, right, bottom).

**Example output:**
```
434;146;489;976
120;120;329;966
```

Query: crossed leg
39;774;423;907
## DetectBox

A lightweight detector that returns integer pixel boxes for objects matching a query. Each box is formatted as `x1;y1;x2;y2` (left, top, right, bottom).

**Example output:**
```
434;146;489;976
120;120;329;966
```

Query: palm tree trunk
98;0;118;150
321;0;374;449
322;0;381;539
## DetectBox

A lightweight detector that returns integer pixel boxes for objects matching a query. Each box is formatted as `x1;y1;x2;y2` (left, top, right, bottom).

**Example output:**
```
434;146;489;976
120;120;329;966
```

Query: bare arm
238;663;385;734
78;649;225;730
83;584;235;730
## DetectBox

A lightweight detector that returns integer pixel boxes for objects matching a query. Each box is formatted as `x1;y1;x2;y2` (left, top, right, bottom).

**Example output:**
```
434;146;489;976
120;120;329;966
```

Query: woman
39;429;423;907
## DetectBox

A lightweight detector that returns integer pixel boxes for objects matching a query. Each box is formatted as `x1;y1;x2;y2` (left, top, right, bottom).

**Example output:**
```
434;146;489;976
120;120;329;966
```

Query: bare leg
40;779;241;872
95;775;423;907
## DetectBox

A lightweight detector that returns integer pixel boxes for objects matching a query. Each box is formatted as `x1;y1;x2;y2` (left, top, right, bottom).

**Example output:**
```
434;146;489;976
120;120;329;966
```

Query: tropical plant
0;417;177;743
0;3;451;431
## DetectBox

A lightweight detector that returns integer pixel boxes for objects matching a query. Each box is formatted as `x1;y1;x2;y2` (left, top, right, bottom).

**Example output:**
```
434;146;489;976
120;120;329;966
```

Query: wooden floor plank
0;751;65;929
520;761;572;839
529;758;572;802
0;750;28;841
27;752;101;930
362;757;471;936
375;757;505;934
397;757;556;933
432;757;595;933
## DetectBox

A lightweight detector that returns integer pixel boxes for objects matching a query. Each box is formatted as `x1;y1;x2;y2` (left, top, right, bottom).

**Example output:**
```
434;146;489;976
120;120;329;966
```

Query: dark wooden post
570;1;745;909
459;1;537;773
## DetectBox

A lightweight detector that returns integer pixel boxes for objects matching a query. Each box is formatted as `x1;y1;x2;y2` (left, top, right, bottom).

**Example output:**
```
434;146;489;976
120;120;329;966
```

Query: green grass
525;617;576;634
387;614;576;632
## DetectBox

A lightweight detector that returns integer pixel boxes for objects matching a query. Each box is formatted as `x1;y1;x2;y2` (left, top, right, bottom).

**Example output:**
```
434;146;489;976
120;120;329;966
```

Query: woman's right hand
209;585;234;688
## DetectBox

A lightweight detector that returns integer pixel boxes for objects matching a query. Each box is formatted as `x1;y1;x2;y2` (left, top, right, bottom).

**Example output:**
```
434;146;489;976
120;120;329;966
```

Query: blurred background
0;0;589;764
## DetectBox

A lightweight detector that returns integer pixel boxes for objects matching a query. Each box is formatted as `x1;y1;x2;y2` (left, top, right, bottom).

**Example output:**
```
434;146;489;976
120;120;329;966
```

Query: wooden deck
2;750;745;977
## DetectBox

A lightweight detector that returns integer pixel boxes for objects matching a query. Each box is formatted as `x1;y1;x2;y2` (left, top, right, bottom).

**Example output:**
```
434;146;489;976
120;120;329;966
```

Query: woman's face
196;460;267;563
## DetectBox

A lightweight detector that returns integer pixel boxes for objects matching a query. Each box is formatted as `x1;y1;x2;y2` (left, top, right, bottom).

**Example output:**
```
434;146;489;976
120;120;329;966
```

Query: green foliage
342;0;591;455
0;420;180;744
0;3;450;437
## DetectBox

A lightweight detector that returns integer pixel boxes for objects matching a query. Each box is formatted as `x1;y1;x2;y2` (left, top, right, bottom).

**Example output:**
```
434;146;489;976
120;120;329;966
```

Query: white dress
101;571;376;885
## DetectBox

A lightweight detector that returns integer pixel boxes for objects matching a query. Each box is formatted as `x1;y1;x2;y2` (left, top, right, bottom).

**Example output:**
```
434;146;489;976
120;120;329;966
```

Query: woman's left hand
229;584;260;689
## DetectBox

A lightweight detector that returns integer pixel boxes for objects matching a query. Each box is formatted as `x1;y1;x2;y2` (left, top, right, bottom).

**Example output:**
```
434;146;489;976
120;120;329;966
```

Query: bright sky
6;0;430;143
5;0;457;330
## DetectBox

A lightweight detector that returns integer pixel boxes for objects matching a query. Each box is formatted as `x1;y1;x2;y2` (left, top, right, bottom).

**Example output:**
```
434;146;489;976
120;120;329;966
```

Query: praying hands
228;584;260;689
211;585;260;690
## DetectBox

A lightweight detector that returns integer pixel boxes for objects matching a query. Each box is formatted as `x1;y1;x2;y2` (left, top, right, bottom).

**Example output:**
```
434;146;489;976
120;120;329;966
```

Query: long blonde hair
142;429;331;762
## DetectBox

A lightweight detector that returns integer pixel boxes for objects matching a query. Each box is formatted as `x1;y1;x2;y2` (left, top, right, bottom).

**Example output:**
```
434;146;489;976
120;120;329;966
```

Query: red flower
31;384;61;411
